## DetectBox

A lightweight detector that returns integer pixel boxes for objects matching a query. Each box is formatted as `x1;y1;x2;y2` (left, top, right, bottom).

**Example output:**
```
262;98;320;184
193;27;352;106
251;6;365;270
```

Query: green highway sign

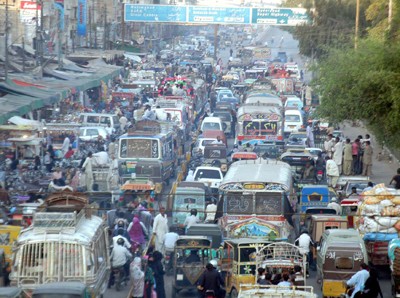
124;4;309;26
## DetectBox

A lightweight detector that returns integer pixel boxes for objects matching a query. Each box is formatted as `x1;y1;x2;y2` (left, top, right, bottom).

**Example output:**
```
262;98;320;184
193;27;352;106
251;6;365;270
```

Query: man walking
362;141;373;176
82;151;94;192
152;207;169;254
325;156;340;188
332;137;343;174
343;138;353;175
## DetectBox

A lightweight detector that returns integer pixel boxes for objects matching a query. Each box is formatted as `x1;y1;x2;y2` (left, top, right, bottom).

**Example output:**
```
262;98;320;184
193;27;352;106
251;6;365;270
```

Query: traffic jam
0;26;396;298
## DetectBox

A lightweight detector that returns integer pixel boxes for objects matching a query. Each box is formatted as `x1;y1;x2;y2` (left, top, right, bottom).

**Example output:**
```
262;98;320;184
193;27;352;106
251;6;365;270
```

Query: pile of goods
357;184;400;241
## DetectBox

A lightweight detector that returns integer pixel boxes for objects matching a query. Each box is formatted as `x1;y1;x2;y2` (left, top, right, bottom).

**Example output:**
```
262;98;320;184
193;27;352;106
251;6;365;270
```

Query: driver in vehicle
302;161;315;179
186;249;201;263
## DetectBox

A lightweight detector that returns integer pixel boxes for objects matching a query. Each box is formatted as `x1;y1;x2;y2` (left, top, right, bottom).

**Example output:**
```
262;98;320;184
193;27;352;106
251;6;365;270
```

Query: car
218;97;240;110
193;166;224;191
79;127;108;142
284;96;303;110
287;131;308;147
217;90;234;102
284;110;304;136
192;138;217;156
200;117;224;132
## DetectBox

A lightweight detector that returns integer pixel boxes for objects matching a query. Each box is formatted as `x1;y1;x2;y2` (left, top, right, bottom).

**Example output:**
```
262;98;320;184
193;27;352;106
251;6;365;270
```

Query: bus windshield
119;138;160;159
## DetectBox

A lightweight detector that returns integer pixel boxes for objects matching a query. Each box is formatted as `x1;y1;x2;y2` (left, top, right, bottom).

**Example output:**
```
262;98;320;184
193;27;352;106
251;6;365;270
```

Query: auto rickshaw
171;236;213;297
306;214;348;245
316;229;368;298
220;238;271;298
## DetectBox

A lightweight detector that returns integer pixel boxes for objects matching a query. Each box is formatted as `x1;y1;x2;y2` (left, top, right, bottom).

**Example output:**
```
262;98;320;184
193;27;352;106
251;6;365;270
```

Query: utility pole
213;24;219;60
121;2;125;49
354;0;360;49
103;4;107;50
93;0;97;49
388;0;393;31
4;0;9;81
22;37;26;72
35;0;44;71
89;3;92;48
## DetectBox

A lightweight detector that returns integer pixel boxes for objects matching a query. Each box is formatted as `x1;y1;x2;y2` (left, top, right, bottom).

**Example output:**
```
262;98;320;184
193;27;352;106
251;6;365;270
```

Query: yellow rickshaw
220;238;270;298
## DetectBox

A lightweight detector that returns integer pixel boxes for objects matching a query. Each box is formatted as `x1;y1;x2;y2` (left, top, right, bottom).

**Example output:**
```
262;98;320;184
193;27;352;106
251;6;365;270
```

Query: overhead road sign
124;4;309;26
125;4;186;23
187;6;251;25
251;8;308;26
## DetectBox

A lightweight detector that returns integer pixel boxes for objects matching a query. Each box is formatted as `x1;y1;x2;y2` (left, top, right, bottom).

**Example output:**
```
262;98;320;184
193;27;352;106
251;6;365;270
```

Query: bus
217;159;295;241
118;120;179;184
236;104;284;142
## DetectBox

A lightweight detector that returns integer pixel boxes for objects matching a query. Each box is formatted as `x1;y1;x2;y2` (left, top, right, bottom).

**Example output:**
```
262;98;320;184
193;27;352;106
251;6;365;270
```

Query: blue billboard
125;4;186;23
77;0;87;36
187;7;250;24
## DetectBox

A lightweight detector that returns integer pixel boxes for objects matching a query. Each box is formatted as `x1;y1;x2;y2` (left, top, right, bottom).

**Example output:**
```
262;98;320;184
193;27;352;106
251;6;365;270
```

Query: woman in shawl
129;257;145;298
128;217;148;250
148;251;166;298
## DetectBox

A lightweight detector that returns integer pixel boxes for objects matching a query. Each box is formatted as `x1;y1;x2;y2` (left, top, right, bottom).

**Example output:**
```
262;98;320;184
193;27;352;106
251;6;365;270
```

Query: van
200;117;224;132
79;113;120;130
79;127;108;141
284;109;303;136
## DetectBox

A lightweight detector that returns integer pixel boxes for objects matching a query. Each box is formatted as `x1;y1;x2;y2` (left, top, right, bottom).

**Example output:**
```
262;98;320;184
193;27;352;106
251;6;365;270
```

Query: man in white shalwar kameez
152;207;169;254
332;137;344;175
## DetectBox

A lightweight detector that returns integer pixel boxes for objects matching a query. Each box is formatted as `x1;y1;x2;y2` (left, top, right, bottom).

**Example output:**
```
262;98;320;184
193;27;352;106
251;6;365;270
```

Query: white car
79;127;108;142
193;166;224;190
192;138;217;155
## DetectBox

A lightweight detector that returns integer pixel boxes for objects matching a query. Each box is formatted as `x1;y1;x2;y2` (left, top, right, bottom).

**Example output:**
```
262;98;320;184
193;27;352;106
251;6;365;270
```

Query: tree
314;40;400;147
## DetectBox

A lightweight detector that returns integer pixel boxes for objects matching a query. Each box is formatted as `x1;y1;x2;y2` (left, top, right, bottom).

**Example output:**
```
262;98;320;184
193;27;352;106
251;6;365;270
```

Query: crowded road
103;25;398;298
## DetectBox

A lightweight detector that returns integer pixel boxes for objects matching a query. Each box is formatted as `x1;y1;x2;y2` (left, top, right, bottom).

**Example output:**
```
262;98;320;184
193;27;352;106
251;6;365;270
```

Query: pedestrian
230;48;233;57
345;263;369;298
148;251;166;298
306;122;315;147
184;209;200;232
82;151;94;192
332;137;344;174
44;151;52;172
120;114;128;131
61;135;70;156
128;257;145;298
128;217;148;250
205;198;217;223
343;138;353;175
390;168;400;189
325;156;340;188
105;123;115;136
324;134;334;158
143;257;155;298
64;146;74;159
152;207;169;254
352;139;361;174
360;268;383;298
34;155;41;171
197;260;225;298
362;141;373;176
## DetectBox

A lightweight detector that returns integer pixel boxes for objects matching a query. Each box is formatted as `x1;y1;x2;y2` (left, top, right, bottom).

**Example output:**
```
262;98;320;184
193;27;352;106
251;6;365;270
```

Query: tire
230;288;238;298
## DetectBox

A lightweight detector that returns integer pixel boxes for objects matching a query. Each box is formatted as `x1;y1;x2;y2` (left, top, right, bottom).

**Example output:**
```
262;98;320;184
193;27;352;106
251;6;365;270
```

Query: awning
0;94;44;125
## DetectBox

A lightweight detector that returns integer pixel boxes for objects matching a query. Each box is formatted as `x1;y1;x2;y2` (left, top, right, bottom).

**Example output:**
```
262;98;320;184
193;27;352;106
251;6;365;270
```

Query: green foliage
314;40;400;147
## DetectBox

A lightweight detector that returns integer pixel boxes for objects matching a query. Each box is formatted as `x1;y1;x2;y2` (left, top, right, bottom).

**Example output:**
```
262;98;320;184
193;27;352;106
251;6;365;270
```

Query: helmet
210;259;218;268
117;238;125;246
331;197;337;202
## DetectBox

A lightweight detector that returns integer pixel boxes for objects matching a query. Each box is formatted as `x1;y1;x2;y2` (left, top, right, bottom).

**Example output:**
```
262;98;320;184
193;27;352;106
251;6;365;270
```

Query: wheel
230;288;238;298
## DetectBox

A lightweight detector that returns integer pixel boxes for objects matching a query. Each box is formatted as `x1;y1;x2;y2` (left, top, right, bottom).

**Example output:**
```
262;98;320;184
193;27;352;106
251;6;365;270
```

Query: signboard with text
125;4;309;26
187;6;250;24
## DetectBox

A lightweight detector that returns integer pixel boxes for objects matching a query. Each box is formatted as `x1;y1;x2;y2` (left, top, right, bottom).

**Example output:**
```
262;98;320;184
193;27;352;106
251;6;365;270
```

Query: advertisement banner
77;0;87;36
54;2;64;31
20;1;41;24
